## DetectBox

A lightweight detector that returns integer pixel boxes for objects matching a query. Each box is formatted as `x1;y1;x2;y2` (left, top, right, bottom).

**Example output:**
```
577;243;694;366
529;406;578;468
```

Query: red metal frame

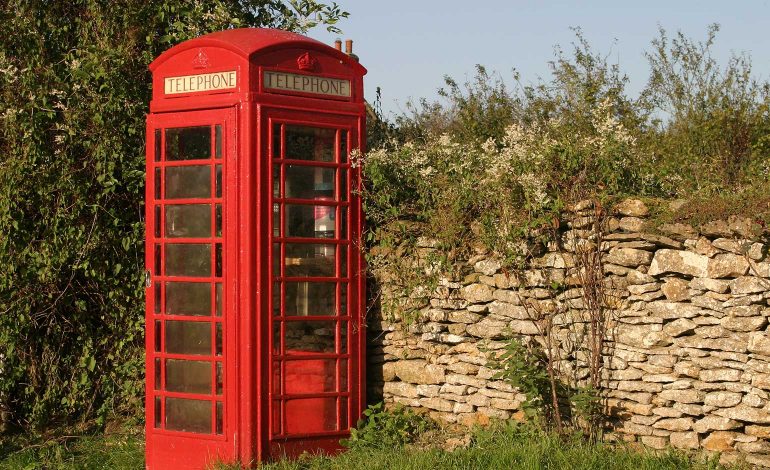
145;28;366;469
263;112;361;458
145;109;238;468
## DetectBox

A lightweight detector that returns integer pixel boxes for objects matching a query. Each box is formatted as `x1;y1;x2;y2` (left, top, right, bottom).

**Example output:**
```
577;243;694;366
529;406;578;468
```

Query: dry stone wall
367;199;770;467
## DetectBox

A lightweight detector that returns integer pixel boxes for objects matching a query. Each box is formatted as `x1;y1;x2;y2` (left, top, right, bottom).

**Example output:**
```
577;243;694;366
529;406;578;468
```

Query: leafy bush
342;402;431;450
395;65;520;144
640;24;770;190
490;340;551;422
0;1;348;431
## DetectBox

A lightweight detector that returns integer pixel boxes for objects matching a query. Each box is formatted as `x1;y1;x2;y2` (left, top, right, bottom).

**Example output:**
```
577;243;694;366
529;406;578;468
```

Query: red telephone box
144;28;367;469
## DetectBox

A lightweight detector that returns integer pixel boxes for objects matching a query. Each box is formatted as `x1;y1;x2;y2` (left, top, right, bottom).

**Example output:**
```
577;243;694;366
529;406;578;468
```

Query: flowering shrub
364;96;643;273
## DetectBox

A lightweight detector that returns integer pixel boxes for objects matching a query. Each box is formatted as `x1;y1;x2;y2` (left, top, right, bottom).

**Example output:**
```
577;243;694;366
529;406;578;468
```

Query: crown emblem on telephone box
297;52;318;71
192;49;210;69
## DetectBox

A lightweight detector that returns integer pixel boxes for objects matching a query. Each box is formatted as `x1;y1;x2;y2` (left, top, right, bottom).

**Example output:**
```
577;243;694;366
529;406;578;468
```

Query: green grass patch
0;429;143;470
241;424;733;470
1;423;743;470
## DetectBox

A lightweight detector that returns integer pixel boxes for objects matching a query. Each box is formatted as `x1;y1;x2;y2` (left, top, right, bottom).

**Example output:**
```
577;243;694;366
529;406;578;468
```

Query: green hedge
0;0;347;431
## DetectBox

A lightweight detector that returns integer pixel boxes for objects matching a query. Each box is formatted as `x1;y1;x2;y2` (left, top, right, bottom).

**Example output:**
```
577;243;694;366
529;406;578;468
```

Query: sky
307;0;770;118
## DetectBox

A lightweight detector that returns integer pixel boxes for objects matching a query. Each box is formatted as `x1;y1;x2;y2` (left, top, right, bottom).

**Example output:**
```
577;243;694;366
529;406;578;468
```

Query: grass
0;429;143;470
0;422;741;470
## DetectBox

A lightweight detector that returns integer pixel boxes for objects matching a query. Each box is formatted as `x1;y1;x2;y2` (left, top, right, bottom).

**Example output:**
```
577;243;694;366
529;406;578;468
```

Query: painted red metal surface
145;28;366;470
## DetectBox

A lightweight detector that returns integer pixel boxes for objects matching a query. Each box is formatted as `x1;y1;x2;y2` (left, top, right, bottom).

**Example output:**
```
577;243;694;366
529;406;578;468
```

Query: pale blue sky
308;1;770;117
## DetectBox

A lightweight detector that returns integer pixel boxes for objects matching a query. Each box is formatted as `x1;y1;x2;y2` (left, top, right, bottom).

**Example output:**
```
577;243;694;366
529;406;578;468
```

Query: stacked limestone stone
368;199;770;467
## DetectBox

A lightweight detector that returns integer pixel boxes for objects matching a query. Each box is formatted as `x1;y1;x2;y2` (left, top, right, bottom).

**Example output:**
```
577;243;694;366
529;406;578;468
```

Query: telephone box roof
150;28;366;75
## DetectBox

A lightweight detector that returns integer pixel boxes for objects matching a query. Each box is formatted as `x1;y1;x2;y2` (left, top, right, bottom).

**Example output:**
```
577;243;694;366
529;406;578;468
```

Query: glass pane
285;126;335;162
154;206;161;237
340;130;348;164
284;282;336;316
284;398;336;434
215;283;222;316
165;166;211;199
340;283;347;315
154;283;161;314
215;205;222;237
273;283;282;317
154;244;161;275
165;204;211;238
165;359;211;394
272;360;282;394
283;320;336;353
273;165;280;197
154;321;162;352
154;168;161;199
272;123;282;158
166;126;211;161
154;358;161;391
285;166;335;200
338;169;348;202
340;321;348;354
273;204;280;237
155;129;162;162
216;402;223;435
166;397;211;434
340;397;348;430
215;323;223;356
284;243;335;277
166;320;211;355
273;323;281;354
285;204;337;238
166;244;211;277
166;281;211;316
339;358;348;391
215;125;222;159
314;205;336;238
154;396;162;428
284;358;336;394
215;243;222;277
216;362;223;395
340;246;347;278
272;400;282;435
273;244;280;276
215;165;222;198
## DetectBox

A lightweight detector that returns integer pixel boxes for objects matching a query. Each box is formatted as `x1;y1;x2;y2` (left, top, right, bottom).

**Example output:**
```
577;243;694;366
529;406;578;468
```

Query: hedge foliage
0;0;347;431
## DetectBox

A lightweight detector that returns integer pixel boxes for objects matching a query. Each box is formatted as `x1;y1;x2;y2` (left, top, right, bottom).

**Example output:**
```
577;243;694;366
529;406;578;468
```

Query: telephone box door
145;107;238;468
265;109;363;457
